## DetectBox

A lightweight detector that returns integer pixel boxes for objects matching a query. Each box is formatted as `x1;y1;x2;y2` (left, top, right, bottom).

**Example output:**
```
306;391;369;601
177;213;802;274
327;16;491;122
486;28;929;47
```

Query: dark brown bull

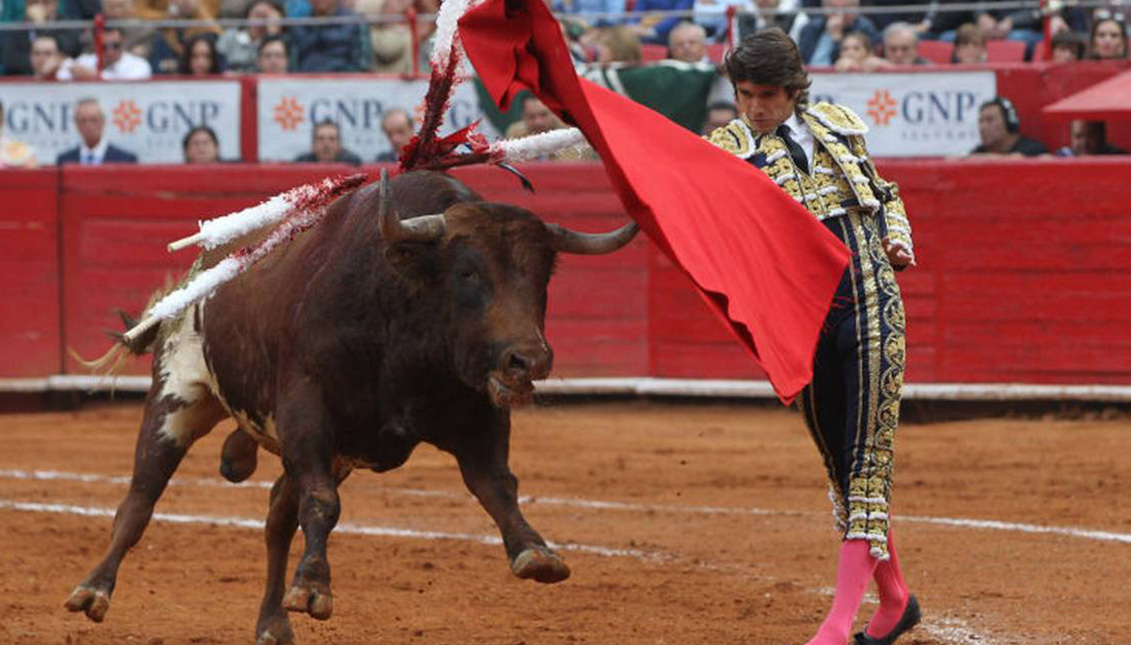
64;170;638;644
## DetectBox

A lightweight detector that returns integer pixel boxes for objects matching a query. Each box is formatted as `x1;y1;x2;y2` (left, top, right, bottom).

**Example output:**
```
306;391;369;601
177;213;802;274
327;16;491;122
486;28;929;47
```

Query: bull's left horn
546;221;639;255
377;169;447;243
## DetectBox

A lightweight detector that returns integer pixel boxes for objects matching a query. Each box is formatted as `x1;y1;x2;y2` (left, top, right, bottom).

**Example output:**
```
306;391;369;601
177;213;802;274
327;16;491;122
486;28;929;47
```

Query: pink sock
865;532;910;639
805;540;878;645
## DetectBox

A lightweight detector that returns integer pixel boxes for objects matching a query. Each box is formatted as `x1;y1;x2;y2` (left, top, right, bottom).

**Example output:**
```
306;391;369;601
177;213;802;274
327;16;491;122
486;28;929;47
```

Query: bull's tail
67;277;179;387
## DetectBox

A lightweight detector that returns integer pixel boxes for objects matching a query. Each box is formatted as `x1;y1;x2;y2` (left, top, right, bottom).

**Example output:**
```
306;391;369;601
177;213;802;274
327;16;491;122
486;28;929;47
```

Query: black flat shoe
853;594;921;645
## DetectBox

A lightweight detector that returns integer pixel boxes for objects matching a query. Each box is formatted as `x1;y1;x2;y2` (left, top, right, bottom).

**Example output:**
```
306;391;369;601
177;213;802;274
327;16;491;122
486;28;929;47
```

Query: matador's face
734;81;797;135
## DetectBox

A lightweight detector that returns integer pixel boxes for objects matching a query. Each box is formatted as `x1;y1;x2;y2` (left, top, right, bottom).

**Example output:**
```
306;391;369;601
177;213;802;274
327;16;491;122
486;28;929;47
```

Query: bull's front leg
452;412;570;584
275;380;341;621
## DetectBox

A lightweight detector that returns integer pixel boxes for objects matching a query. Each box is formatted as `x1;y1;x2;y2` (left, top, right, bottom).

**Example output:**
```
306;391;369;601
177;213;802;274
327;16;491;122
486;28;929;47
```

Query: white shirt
79;137;110;165
61;52;152;80
780;112;815;170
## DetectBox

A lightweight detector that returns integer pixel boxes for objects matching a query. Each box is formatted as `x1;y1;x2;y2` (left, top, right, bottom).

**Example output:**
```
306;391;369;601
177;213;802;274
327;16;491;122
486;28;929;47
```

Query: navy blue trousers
797;211;906;560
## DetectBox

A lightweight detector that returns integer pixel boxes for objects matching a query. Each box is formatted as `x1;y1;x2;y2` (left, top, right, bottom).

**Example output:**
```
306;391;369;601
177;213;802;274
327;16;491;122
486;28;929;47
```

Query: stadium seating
987;39;1027;62
918;40;953;64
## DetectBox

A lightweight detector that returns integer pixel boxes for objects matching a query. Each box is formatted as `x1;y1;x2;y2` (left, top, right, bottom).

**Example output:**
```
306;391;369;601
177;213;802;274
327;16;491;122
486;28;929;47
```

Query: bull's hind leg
64;379;227;622
255;475;300;645
452;413;570;584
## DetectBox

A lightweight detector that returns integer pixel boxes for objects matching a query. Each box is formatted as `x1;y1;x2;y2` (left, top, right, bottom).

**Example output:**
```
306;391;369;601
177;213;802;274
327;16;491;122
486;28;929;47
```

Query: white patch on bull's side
156;313;222;447
229;409;281;454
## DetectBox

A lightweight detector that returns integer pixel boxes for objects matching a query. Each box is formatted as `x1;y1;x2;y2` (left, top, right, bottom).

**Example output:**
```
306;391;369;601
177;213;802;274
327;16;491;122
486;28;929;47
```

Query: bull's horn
546;220;639;255
377;168;447;243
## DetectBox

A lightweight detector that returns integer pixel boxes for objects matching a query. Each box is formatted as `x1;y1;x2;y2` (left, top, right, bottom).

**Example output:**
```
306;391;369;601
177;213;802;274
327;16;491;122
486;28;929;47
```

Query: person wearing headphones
970;96;1048;157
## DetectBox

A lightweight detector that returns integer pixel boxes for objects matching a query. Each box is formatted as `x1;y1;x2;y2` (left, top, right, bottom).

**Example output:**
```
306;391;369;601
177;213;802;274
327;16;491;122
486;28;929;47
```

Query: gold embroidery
705;120;753;158
808;102;870;135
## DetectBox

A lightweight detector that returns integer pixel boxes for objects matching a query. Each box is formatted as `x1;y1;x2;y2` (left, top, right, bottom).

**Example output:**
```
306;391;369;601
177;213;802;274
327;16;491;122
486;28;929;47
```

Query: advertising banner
0;81;242;164
257;77;501;162
810;71;997;157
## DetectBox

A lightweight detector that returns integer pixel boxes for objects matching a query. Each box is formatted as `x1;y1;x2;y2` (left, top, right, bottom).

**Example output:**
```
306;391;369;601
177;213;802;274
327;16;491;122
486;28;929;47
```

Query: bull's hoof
282;584;333;620
256;615;296;645
511;547;570;584
219;429;259;483
63;584;112;622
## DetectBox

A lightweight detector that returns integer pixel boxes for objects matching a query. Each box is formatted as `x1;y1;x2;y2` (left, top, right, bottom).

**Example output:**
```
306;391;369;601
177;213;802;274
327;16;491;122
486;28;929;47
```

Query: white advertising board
810;71;998;157
0;80;242;164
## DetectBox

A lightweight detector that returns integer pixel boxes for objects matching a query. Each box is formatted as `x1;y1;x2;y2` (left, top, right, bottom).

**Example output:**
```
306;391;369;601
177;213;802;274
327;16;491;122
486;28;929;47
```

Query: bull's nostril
509;352;532;372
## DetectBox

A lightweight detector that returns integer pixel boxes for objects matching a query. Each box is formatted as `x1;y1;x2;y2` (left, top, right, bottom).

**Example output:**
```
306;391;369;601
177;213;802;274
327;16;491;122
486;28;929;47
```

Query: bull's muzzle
488;343;553;408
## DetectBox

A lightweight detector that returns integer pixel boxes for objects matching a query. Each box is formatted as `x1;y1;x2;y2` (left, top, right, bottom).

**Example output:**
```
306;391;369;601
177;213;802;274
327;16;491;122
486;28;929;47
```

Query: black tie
777;124;809;175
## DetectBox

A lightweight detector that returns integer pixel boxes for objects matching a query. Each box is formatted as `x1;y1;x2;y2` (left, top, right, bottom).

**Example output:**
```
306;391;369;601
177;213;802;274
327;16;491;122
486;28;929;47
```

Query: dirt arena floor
1;400;1129;645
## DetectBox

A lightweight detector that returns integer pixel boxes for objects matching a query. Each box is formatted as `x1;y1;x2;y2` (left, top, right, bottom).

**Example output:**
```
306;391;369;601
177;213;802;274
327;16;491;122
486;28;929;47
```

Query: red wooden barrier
4;160;1130;387
0;169;61;377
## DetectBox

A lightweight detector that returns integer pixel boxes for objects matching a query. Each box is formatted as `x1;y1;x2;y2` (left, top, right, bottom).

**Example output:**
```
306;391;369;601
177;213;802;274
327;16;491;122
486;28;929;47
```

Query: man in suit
56;98;139;165
293;120;362;165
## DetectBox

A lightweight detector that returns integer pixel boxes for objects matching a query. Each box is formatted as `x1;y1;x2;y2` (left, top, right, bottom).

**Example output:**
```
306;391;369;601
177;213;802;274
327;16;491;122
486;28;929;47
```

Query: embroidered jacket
706;102;913;253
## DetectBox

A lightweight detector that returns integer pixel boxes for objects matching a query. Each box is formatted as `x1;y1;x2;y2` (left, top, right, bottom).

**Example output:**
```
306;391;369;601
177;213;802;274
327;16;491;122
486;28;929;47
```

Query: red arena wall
1;160;1128;387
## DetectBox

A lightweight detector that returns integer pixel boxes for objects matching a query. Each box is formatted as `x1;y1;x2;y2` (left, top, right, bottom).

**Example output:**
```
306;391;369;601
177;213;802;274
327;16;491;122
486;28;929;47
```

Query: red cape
459;0;851;403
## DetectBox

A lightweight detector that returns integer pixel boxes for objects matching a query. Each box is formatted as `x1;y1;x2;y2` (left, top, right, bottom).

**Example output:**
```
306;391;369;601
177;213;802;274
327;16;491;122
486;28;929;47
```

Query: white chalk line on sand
3;468;1131;546
0;499;653;560
0;495;998;645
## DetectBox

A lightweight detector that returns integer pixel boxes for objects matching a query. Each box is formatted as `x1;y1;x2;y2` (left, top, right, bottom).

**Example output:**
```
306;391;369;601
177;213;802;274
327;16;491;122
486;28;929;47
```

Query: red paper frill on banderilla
458;0;852;404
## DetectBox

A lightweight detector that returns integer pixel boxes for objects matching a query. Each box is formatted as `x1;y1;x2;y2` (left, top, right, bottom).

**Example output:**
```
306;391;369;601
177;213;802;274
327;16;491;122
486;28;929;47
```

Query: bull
64;170;638;644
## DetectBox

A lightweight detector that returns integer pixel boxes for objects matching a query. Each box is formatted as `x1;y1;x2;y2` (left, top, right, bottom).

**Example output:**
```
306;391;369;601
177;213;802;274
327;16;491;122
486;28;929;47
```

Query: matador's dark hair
724;27;811;114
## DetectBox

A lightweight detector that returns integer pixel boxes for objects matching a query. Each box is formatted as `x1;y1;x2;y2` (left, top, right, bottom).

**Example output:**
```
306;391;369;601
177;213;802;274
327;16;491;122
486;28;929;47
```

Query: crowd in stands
0;0;1128;167
2;0;1126;77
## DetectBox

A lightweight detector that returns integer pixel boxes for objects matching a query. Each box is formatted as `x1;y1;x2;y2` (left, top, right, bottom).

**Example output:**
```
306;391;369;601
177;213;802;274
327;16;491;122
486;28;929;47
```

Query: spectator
359;0;437;74
834;30;889;71
216;0;284;72
667;20;708;62
1088;16;1128;59
294;120;363;165
101;0;158;59
866;0;933;32
256;34;289;72
376;108;413;162
882;21;931;65
290;0;366;71
693;0;749;42
0;0;81;76
61;27;153;79
589;25;643;62
504;94;592;160
952;23;987;64
0;100;38;168
700;100;736;135
731;0;801;41
1050;29;1086;61
795;0;880;66
56;98;140;165
628;0;694;45
970;97;1047;157
183;125;222;163
1057;120;1127;156
141;0;222;74
179;33;222;74
30;34;69;79
554;0;627;28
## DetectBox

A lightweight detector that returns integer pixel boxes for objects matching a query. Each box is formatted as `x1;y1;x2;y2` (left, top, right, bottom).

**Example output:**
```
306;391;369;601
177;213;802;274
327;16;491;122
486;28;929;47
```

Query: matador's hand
882;237;916;269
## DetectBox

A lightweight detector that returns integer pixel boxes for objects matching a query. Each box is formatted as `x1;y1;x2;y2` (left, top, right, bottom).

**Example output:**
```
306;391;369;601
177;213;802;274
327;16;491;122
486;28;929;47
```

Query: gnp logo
113;100;142;133
866;90;897;127
274;96;305;131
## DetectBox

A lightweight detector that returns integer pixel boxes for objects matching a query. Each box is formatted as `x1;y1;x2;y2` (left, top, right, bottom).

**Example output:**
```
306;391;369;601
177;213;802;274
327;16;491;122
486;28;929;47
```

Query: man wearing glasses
60;27;152;80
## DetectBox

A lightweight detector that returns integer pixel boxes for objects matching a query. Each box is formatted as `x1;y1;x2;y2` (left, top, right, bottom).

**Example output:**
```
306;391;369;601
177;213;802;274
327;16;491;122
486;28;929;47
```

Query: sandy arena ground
1;400;1129;645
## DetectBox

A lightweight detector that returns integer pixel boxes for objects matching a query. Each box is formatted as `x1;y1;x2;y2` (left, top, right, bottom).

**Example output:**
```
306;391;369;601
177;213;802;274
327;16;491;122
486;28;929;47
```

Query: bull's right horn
546;220;639;255
377;169;447;243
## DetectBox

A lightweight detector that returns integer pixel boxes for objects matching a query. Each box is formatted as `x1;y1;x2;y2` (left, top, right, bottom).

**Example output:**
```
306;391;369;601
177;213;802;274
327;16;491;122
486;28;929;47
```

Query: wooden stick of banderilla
165;173;366;253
